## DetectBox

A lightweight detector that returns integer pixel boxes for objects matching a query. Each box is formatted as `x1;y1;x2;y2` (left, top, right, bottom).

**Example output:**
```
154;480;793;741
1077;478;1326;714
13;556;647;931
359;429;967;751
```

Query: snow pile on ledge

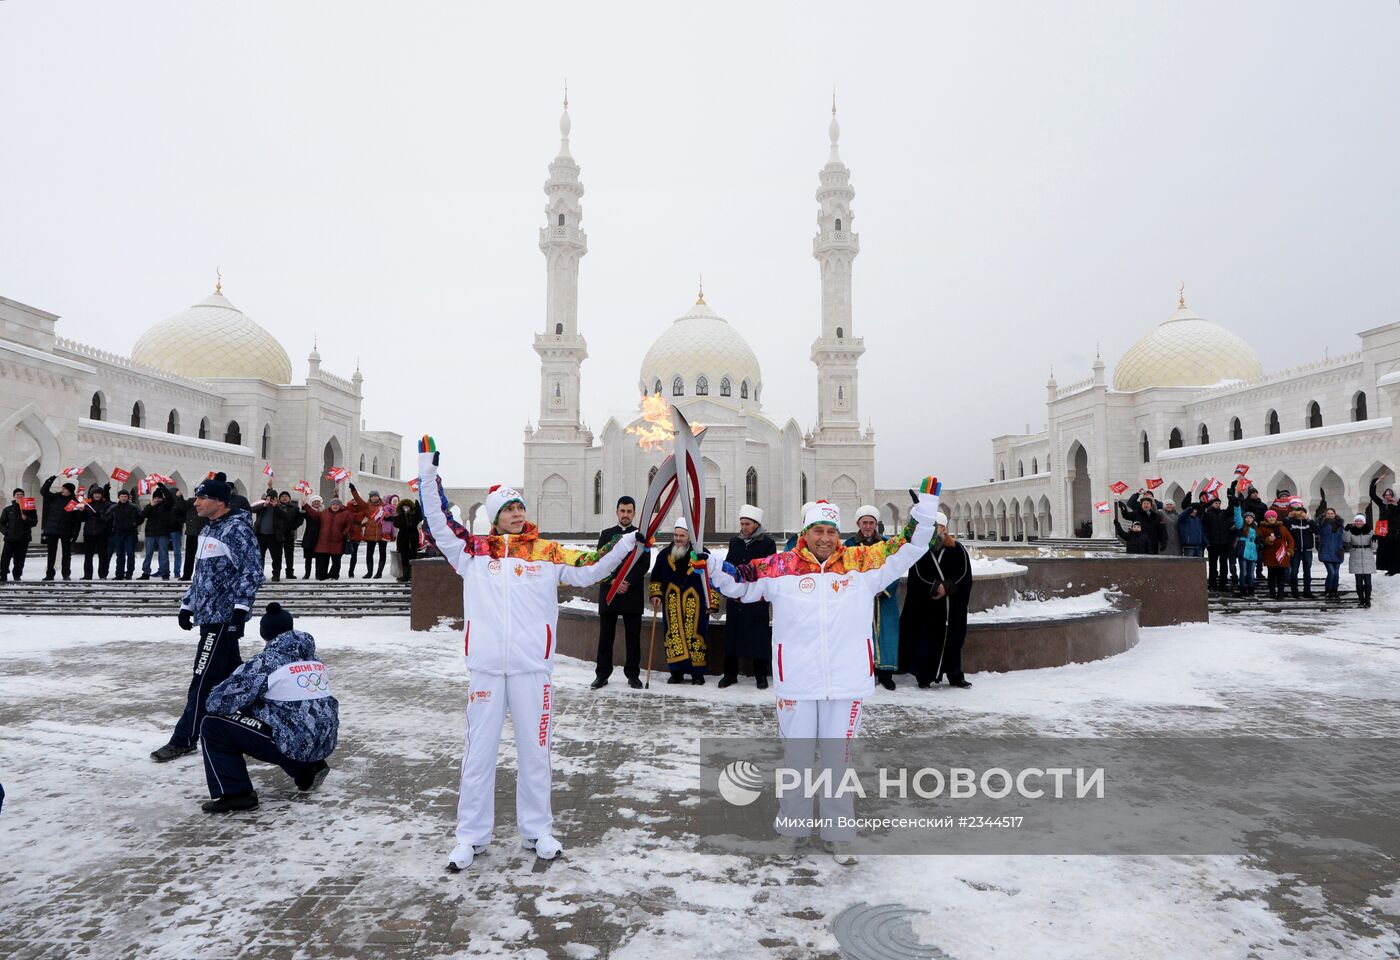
970;588;1116;622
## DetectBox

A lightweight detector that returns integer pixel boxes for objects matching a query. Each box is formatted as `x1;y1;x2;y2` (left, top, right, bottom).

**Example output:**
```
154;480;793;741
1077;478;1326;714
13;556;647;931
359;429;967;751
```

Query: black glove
695;549;711;562
349;482;358;495
178;609;193;631
227;608;249;638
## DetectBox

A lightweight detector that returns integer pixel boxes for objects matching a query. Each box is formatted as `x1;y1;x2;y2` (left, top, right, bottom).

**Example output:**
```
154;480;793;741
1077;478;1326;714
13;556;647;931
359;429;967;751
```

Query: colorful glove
417;435;440;477
910;476;942;527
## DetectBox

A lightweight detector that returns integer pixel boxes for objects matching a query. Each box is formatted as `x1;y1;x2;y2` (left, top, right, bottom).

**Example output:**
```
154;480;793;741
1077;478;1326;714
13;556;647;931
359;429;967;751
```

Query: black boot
717;676;737;688
295;761;330;792
691;674;706;685
756;677;768;690
876;671;896;691
150;742;196;763
667;674;685;685
202;792;259;813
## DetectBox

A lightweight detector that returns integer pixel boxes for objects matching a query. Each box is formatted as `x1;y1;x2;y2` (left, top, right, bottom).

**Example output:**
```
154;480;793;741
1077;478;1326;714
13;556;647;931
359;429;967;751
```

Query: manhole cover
831;902;953;959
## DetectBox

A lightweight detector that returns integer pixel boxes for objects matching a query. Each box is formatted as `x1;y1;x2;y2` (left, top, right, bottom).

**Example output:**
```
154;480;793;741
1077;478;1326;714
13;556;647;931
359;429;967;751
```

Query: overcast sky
2;1;1396;489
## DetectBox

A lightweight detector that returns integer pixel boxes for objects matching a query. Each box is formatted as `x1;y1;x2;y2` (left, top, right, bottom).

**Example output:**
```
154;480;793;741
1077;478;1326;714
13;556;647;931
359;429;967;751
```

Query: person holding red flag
416;436;638;872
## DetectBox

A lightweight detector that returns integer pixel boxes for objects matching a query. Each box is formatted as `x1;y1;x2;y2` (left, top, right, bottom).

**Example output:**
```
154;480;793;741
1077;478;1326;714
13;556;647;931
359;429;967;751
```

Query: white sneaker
824;840;857;865
523;835;563;860
446;843;488;872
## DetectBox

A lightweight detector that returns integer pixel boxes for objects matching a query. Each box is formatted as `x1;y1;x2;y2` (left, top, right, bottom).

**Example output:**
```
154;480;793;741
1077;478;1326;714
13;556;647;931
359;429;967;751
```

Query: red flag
1144;478;1164;491
1094;500;1111;514
1109;481;1129;495
61;466;82;479
1203;477;1223;495
1376;520;1389;538
371;506;386;523
19;497;36;511
207;470;217;480
263;463;275;479
294;480;313;496
110;467;131;484
326;467;351;484
407;477;420;493
1234;463;1249;476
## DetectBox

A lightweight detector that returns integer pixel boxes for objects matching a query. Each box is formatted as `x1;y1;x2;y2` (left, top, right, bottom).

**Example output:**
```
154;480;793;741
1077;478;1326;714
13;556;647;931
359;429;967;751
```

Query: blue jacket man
199;603;338;812
151;471;264;763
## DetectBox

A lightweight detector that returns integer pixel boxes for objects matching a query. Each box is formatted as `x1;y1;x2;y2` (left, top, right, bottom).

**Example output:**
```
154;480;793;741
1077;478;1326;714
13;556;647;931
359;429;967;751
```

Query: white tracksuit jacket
708;500;937;701
418;452;636;675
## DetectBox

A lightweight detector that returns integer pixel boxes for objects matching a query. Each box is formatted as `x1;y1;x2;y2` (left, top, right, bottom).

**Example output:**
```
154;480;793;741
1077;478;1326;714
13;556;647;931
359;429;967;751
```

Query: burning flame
628;394;703;452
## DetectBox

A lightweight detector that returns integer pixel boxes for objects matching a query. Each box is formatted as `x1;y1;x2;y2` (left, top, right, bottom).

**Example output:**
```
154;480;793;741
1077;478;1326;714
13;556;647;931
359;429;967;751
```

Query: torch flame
628;394;703;452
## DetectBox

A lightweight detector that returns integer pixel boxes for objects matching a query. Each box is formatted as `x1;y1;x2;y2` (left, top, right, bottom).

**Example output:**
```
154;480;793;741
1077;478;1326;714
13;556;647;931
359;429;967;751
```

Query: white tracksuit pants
456;671;554;848
774;697;864;841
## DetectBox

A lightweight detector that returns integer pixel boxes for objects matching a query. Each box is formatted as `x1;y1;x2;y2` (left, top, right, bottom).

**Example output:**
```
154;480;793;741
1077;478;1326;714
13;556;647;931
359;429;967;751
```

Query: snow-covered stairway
0;578;410;617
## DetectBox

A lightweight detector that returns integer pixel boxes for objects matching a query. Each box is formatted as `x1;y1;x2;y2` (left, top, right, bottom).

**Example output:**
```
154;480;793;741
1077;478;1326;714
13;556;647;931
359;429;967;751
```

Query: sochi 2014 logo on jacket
488;559;502;574
798;576;816;593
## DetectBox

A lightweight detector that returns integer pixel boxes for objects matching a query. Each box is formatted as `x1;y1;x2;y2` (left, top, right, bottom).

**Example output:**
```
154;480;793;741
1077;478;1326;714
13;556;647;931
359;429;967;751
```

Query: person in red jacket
303;496;353;580
1258;509;1296;600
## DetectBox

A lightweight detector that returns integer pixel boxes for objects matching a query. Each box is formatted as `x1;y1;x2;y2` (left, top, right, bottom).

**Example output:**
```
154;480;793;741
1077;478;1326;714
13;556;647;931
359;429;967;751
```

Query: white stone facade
0;291;405;505
514;104;877;536
941;298;1400;541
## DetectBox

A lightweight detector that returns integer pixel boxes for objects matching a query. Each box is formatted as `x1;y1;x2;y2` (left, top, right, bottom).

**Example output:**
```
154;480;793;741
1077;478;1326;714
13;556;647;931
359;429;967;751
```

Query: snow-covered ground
3;578;1400;958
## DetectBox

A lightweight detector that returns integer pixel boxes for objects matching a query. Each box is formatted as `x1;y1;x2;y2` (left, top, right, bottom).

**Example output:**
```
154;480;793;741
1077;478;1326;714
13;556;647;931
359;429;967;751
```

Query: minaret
533;88;589;436
810;96;864;438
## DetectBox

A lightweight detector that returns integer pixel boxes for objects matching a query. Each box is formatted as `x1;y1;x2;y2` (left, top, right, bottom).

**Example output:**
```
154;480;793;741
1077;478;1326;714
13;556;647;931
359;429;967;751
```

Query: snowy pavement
4;581;1400;959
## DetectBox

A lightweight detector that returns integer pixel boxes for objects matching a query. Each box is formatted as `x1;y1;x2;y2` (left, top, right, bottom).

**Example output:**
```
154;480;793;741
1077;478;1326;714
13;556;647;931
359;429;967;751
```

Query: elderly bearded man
649;518;719;685
709;489;940;863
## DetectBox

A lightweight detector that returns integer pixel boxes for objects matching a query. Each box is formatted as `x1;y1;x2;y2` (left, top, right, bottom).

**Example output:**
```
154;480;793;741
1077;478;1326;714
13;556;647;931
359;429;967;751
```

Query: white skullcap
935;512;949;527
855;504;879;523
802;501;841;532
739;504;764;525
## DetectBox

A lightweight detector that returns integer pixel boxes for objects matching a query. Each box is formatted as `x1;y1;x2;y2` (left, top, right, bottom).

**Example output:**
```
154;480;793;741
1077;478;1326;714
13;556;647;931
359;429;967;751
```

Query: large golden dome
1112;298;1262;392
131;288;292;384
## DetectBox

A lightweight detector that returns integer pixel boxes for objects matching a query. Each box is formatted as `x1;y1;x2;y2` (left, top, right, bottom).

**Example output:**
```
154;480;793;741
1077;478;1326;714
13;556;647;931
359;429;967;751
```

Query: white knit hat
855;504;879;523
673;516;689;532
802;500;841;533
739;504;764;525
800;501;815;516
484;484;525;526
1355;514;1367;524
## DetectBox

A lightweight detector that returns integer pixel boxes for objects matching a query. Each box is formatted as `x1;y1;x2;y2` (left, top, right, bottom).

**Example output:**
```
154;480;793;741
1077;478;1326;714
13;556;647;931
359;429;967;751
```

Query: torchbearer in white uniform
416;437;638;871
708;481;941;864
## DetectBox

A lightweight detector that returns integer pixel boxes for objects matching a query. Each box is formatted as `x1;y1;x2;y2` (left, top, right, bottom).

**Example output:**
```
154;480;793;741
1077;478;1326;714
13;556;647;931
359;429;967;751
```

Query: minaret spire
534;96;589;434
810;98;863;438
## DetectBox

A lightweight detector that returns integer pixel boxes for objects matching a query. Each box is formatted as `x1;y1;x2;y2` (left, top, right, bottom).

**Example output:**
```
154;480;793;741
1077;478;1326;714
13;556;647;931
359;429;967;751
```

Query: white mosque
939;291;1400;541
0;279;405;504
507;100;880;535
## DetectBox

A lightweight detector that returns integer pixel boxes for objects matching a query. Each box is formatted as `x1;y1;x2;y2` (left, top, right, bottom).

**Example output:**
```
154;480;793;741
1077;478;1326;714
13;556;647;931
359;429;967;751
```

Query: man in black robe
593;496;648;689
899;512;974;689
648;519;717;684
718;504;775;689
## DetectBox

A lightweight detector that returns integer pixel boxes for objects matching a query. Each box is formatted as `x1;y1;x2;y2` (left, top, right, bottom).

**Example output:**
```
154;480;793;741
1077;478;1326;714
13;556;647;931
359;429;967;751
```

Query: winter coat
379;496;400;540
1315;518;1345;564
1177;510;1206;549
181;509;264;625
1287;516;1317;553
1345;524;1376;574
1122;495;1164;553
0;500;38;543
1237;526;1258;563
1114;517;1156;555
1369;480;1400;574
1257;520;1295;569
1160;509;1182;555
251;498;282;536
276;502;303;540
899;535;973;678
1201;505;1237;548
300;504;322;550
40;476;79;540
206;629;339;764
78;495;112;539
597;523;649;616
391;501;419;555
347;487;389;542
182;499;207;538
308;504;354;556
140;485;175;538
709;515;936;701
418;455;636;677
107;501;143;534
721;531;776;658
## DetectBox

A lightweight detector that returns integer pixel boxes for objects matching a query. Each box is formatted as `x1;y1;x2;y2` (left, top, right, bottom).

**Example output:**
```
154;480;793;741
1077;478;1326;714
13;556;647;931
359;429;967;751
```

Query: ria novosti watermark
696;737;1400;856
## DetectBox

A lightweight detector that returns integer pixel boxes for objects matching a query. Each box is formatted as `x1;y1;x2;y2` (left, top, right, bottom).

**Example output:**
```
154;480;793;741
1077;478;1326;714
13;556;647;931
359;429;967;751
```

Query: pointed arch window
696;375;709;396
720;377;731;397
672;376;684;397
89;392;106;421
131;401;145;428
557;213;565;226
740;380;749;400
653;379;662;396
555;323;563;335
1197;423;1210;445
261;424;272;459
836;326;844;340
167;409;180;435
390;460;397;478
1168;428;1183;449
800;472;808;504
1140;431;1150;463
746;467;759;507
224;420;241;445
372;457;379;473
1017;461;1025;478
593;471;603;515
359;454;366;471
1307;401;1322;429
199;417;210;440
1230;417;1243;441
1266;410;1280;435
1031;457;1038;474
834;218;842;231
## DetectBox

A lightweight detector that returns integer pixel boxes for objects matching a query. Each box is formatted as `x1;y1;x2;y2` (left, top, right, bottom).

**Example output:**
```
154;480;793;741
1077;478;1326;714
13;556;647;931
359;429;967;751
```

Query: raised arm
557;530;639;587
860;487;940;594
416;441;471;575
1371;478;1384;508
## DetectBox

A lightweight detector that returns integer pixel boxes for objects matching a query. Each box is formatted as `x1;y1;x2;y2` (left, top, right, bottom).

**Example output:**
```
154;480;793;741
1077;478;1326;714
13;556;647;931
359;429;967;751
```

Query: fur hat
485;484;525;526
738;504;764;526
194;471;232;503
802;500;841;533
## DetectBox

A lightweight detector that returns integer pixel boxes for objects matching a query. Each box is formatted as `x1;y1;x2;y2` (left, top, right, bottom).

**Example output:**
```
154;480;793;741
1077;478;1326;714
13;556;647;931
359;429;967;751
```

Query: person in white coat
708;488;940;863
417;439;638;871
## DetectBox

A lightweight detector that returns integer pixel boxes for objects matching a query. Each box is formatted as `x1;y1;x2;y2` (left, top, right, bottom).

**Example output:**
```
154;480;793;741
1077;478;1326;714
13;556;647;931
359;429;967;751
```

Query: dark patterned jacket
206;629;338;763
181;509;263;624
